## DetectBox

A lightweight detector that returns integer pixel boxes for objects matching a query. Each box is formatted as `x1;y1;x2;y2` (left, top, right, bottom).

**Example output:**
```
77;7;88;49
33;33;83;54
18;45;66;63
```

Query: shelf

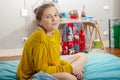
60;18;92;24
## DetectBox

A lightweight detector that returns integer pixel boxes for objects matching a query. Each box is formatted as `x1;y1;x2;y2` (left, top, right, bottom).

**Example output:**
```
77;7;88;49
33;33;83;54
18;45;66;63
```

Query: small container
94;40;102;48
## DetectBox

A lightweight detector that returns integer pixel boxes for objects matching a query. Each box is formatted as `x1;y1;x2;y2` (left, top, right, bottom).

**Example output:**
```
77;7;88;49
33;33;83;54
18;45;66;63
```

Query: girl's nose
52;16;56;21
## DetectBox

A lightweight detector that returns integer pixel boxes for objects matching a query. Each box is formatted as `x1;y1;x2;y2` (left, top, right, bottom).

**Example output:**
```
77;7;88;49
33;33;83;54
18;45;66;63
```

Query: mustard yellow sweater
17;28;72;80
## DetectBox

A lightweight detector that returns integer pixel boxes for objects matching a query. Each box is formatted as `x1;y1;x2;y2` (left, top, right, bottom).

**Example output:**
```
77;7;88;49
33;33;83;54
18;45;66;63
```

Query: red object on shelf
70;15;78;19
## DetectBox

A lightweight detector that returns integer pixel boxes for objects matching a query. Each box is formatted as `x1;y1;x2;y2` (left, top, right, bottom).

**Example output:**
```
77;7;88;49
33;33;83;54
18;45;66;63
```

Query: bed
0;53;120;80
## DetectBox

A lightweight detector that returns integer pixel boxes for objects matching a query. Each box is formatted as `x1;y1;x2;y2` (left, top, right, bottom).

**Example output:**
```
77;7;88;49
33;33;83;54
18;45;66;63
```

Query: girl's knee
62;72;77;80
77;53;87;57
52;72;77;80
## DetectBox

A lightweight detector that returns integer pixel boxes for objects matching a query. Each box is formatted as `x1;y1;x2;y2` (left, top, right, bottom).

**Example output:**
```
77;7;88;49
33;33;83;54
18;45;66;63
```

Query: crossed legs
64;53;88;79
65;53;88;68
52;53;88;80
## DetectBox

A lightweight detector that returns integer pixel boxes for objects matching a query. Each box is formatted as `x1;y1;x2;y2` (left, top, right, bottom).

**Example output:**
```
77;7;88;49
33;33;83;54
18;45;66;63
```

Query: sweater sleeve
32;43;58;74
17;47;36;80
60;59;72;73
33;43;72;74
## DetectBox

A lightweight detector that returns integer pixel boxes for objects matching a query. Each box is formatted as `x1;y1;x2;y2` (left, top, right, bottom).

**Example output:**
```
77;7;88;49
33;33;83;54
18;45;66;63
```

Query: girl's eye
54;14;59;17
45;14;59;19
46;15;51;18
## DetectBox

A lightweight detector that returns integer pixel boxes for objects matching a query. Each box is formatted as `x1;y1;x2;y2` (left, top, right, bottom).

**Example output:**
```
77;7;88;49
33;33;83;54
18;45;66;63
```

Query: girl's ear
36;20;42;26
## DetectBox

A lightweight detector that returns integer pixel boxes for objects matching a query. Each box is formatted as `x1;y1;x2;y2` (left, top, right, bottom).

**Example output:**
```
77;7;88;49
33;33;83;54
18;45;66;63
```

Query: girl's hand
71;64;84;79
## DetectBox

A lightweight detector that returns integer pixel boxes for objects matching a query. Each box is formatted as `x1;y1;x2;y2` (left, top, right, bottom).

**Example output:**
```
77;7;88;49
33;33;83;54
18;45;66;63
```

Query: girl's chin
52;24;59;26
53;25;59;28
53;27;58;30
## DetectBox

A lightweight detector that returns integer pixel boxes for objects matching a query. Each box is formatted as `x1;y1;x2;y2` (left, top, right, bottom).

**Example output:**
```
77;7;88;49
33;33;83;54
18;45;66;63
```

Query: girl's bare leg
51;53;88;80
64;53;88;79
52;72;77;80
65;53;88;68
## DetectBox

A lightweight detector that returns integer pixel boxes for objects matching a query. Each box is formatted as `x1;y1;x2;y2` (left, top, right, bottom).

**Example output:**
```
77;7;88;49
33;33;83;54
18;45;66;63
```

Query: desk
60;19;106;52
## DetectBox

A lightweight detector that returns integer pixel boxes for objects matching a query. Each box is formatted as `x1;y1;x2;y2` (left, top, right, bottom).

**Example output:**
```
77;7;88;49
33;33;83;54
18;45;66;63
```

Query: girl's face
37;6;60;32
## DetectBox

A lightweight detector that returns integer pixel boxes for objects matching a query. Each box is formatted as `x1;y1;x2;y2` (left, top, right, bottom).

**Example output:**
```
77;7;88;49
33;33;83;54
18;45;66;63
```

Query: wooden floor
106;47;120;57
0;48;119;61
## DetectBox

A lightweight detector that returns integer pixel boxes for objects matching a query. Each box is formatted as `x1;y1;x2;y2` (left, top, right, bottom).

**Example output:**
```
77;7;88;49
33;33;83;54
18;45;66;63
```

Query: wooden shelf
60;18;92;24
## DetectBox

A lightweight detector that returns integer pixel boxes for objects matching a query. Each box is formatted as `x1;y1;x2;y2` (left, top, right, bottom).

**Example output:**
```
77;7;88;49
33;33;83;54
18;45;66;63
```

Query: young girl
17;2;88;80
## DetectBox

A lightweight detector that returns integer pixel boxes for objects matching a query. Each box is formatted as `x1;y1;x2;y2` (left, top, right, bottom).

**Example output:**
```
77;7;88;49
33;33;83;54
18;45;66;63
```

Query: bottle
81;5;86;17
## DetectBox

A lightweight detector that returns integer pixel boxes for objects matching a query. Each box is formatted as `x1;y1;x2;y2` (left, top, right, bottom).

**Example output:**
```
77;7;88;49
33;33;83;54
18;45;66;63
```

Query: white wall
113;0;120;18
0;0;120;49
0;0;25;49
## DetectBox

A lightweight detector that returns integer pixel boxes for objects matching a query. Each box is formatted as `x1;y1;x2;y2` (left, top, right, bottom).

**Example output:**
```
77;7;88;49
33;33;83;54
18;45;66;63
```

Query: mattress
0;53;120;80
